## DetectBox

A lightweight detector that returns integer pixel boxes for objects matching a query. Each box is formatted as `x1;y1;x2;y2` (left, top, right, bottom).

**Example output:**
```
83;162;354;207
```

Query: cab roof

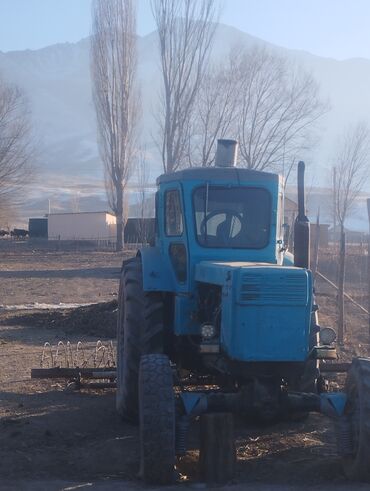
156;166;279;185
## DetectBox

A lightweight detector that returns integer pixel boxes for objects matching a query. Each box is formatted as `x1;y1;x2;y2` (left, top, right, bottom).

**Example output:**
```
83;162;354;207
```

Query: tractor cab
149;146;286;292
138;139;318;363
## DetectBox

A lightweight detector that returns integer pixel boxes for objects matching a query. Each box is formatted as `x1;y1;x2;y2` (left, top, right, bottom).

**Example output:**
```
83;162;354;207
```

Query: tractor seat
216;220;232;246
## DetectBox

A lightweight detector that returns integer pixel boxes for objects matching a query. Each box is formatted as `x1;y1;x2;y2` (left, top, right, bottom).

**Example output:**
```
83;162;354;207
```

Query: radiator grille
239;271;308;305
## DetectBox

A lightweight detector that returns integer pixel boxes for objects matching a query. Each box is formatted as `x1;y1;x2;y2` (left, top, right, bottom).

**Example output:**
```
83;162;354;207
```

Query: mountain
1;24;370;227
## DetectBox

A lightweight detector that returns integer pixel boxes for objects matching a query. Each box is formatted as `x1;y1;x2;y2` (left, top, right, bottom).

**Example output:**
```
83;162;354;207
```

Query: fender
138;246;176;292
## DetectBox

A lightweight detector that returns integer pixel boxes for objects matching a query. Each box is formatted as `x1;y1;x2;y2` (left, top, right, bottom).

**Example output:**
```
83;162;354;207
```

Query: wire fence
0;236;147;252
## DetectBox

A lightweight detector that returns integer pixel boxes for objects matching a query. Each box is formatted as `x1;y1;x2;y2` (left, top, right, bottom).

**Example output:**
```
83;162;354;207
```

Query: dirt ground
0;247;369;490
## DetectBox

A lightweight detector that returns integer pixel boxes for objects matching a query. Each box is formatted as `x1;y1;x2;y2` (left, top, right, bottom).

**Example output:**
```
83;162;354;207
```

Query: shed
48;212;116;240
125;218;155;243
29;218;48;238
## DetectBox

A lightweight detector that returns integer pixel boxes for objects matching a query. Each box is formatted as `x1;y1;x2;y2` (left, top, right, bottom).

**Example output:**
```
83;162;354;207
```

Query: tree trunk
332;167;337;238
338;227;346;344
116;187;124;252
199;413;236;484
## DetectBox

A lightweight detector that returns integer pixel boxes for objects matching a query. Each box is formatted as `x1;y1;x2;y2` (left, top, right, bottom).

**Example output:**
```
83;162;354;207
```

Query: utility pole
333;167;337;241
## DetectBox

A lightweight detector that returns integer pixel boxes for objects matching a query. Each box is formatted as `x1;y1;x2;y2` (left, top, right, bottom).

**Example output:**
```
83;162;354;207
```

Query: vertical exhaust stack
215;139;238;167
294;161;310;269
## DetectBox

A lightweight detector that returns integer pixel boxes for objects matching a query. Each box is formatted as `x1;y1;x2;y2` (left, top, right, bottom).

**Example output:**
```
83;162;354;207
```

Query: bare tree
151;0;217;173
91;0;138;250
0;77;33;220
237;47;327;171
189;54;240;167
136;148;151;243
187;45;326;173
333;123;370;232
332;122;370;343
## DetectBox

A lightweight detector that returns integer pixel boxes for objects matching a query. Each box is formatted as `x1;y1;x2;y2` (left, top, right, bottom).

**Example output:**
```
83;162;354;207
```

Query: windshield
193;186;271;249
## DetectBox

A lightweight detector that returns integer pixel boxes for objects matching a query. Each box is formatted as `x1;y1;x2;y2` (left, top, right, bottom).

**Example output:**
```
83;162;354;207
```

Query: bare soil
0;248;368;490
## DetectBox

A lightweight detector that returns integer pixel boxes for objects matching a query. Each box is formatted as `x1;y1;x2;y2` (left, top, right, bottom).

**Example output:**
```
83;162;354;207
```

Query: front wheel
342;357;370;481
139;354;175;485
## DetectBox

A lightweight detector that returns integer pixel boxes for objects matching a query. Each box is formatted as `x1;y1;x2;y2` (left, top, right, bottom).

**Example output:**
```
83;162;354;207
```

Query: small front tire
342;357;370;481
139;354;175;485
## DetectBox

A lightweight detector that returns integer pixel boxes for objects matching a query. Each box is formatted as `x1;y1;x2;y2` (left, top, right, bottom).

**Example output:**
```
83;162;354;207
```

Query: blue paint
320;392;347;417
174;294;200;335
143;170;285;293
180;392;207;416
140;246;175;291
196;261;312;361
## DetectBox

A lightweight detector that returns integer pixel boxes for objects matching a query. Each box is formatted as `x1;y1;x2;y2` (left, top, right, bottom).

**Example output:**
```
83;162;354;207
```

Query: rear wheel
116;257;164;421
342;357;370;481
139;354;175;484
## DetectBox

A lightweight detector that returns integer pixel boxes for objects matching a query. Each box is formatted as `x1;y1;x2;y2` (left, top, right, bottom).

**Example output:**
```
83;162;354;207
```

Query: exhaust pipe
294;161;310;269
215;139;238;167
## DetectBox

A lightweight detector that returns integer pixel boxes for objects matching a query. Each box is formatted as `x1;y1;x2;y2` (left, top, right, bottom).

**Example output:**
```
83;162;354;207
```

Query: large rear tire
139;354;175;484
342;357;370;481
116;257;164;421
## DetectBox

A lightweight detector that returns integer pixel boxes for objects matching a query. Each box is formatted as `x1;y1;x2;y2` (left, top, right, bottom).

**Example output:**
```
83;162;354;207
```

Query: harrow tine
37;340;116;371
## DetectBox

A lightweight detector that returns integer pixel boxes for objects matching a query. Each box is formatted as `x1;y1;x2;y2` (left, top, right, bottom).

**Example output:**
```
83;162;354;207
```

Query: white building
48;212;116;240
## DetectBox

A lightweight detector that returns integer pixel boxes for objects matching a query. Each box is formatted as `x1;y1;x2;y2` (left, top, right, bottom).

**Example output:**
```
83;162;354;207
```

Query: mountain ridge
1;23;369;227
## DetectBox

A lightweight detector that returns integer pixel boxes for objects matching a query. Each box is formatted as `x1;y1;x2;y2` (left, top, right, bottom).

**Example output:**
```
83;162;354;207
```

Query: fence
0;236;150;253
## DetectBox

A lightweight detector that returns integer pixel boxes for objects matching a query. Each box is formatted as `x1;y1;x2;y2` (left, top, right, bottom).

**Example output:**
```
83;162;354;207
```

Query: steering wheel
200;209;243;243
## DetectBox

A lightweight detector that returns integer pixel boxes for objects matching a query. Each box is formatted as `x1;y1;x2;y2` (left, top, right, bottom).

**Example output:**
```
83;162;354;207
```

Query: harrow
31;340;117;390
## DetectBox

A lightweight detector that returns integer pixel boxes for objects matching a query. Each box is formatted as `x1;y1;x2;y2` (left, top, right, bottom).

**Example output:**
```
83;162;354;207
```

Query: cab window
193;186;270;248
165;190;183;236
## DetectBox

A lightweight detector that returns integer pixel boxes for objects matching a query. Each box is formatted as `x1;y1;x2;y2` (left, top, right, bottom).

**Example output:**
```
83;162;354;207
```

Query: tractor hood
195;261;313;362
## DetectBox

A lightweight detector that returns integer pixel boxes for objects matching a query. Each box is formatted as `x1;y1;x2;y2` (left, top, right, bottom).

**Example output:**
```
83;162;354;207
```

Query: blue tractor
116;139;370;484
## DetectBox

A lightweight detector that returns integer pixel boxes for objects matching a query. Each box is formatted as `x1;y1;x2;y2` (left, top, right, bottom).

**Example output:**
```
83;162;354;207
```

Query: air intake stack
215;139;238;167
294;161;310;269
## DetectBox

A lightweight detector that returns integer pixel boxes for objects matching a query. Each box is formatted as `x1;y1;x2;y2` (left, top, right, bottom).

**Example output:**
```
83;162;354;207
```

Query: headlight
319;327;337;345
201;323;216;339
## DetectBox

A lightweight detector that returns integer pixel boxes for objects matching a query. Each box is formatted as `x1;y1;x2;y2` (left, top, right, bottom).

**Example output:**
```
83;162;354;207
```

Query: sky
0;0;370;60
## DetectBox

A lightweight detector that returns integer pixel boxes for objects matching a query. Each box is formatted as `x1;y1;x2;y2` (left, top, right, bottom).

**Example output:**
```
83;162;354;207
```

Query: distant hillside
1;23;370;228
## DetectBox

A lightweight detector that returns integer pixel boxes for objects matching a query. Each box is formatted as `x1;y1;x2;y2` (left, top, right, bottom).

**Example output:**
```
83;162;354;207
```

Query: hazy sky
0;0;369;60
